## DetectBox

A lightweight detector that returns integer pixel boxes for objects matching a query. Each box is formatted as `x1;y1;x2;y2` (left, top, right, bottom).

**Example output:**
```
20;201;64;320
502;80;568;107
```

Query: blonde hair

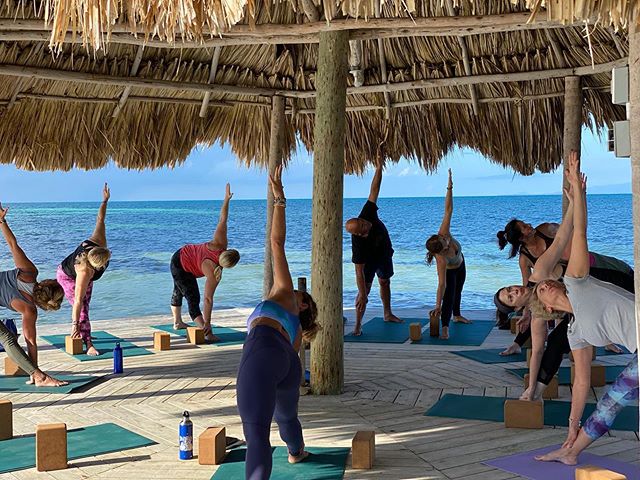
528;285;566;321
77;247;111;270
219;249;240;269
33;279;64;311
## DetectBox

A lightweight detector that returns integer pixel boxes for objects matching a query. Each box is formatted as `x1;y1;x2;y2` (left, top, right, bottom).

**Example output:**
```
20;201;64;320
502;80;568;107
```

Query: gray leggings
0;320;36;375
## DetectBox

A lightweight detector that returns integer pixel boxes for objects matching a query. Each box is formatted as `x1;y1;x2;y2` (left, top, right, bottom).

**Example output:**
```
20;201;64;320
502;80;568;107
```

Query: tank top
61;240;109;281
520;230;554;265
445;237;463;267
179;243;222;278
0;269;34;311
246;300;300;346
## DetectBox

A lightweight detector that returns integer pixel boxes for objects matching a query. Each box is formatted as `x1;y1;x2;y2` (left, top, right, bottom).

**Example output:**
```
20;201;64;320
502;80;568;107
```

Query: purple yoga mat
484;445;640;480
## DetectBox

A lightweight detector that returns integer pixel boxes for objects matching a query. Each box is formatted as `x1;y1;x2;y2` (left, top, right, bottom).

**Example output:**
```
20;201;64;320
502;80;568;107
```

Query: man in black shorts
345;164;402;336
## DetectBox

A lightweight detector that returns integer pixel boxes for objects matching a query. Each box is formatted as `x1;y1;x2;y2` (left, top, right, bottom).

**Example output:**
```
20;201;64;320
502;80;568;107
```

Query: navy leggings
441;259;466;327
236;325;303;480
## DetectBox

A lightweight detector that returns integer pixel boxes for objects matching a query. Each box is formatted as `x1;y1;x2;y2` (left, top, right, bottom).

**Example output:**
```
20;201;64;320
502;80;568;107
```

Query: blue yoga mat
344;317;427;343
151;324;246;346
507;366;626;385
425;394;638;431
211;446;350;479
41;331;152;361
411;320;495;346
0;374;103;394
0;422;156;473
452;348;527;364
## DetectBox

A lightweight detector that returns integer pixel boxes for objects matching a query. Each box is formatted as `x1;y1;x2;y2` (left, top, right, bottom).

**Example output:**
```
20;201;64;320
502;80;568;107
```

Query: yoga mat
452;348;527;364
151;324;246;346
41;331;152;361
0;422;156;473
0;374;103;394
344;317;427;344
484;444;640;480
595;346;630;356
425;394;638;431
211;446;350;480
411;319;495;346
507;366;626;385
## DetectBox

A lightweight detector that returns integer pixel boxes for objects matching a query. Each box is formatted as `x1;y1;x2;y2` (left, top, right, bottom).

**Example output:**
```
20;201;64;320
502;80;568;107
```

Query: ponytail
299;292;320;342
425;235;443;266
499;219;524;259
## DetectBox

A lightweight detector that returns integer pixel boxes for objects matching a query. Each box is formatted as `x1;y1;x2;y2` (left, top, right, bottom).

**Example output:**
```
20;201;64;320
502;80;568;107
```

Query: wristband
274;196;286;207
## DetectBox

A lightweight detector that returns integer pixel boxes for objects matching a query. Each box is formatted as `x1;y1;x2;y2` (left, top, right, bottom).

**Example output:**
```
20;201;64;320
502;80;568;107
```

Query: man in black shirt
345;165;402;335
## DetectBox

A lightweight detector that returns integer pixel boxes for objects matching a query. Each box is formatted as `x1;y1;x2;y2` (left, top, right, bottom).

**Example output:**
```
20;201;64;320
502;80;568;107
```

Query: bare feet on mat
500;343;521;356
86;345;100;356
33;373;69;387
173;321;189;330
453;315;472;324
440;326;449;340
288;450;310;464
205;333;220;343
351;324;362;336
384;314;403;323
605;343;623;354
535;447;577;465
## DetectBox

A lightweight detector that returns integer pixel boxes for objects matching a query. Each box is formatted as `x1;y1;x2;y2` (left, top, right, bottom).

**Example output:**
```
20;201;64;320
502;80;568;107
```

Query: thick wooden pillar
562;76;582;216
629;27;640;356
310;31;348;395
263;96;285;298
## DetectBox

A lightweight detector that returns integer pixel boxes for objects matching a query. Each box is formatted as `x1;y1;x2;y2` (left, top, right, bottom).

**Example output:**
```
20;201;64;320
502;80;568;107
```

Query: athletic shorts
363;257;394;284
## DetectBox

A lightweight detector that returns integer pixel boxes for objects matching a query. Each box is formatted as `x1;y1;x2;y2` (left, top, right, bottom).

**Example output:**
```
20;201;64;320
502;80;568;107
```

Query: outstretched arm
368;165;383;204
565;152;590;278
89;183;109;247
0;205;37;276
211;184;232;249
438;169;453;235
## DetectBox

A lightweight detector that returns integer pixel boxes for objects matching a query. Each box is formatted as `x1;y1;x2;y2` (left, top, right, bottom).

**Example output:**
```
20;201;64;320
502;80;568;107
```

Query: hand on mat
355;292;368;315
605;343;623;354
561;425;579;450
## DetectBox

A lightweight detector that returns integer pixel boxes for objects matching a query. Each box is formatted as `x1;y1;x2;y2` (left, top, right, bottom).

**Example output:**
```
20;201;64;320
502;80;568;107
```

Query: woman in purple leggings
236;166;320;480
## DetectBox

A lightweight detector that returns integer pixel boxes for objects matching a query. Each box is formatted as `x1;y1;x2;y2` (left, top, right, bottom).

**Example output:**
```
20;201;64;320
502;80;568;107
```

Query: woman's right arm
433;256;447;314
565;152;590;278
0;205;38;277
437;169;453;236
519;254;532;285
525;317;547;398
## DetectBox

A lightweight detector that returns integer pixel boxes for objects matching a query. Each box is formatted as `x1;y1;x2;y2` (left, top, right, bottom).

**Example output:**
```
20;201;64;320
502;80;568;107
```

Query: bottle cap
183;411;190;418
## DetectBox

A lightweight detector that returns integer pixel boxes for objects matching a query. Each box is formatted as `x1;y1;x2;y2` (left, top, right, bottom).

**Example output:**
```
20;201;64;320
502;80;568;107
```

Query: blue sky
0;127;630;202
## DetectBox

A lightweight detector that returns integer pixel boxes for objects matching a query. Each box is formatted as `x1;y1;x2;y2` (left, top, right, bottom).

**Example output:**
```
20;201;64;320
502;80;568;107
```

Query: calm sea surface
0;195;633;325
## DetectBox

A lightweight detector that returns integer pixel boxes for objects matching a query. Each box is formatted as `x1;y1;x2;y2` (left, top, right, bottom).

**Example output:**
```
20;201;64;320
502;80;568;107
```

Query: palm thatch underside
0;0;636;173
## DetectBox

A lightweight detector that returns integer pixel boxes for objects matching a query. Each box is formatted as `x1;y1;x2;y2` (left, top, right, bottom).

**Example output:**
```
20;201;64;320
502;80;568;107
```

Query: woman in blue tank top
236;166;320;480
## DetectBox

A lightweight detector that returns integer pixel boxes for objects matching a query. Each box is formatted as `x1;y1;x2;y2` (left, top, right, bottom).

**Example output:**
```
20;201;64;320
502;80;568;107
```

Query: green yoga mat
40;331;152;361
344;317;427;343
0;374;103;394
211;446;350;480
425;394;638;431
411;320;494;346
0;422;156;473
452;348;527;364
151;324;246;345
507;366;626;385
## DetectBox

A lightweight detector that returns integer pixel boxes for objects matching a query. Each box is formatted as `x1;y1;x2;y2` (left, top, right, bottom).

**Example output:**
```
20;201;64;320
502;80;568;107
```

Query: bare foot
440;326;449;340
288;450;310;464
605;344;623;354
535;447;577;465
351;325;362;336
173;321;189;330
86;345;100;356
205;334;220;343
500;343;522;356
453;315;472;324
33;374;69;388
384;314;403;323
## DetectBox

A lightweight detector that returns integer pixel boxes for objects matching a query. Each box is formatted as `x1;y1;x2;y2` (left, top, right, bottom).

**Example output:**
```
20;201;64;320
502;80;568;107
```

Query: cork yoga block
187;327;205;345
0;399;12;441
510;317;517;334
575;465;627;480
504;399;543;429
4;357;28;376
198;427;226;465
429;311;439;337
409;323;422;342
65;336;83;355
523;374;559;399
569;346;597;362
571;363;606;387
36;423;68;472
352;431;375;469
153;332;171;351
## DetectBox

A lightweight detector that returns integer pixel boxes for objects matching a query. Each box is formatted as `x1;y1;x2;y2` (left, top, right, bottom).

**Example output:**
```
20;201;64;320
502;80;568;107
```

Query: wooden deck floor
3;307;638;479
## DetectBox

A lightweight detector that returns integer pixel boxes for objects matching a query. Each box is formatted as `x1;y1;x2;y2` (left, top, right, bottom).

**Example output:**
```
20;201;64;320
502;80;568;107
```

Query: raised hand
565;150;581;186
447;169;453;189
102;183;110;202
0;203;8;222
225;183;233;201
269;164;285;198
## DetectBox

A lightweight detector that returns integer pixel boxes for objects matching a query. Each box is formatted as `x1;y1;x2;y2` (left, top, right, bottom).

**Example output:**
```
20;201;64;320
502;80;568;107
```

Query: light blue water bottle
113;342;123;374
179;411;193;460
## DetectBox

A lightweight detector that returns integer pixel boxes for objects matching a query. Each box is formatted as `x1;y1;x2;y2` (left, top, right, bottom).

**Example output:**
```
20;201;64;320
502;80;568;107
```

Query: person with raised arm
57;183;112;356
236;165;320;479
169;183;240;342
0;204;67;387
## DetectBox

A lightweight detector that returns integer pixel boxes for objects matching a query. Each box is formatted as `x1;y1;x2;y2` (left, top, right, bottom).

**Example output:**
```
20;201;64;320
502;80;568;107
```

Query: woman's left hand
447;169;453;189
562;424;580;449
102;183;111;203
269;165;285;198
0;203;8;222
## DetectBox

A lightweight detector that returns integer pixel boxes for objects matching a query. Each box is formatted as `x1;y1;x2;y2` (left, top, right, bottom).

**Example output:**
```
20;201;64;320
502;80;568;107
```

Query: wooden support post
198;427;226;465
36;423;68;472
630;23;640;368
562;76;582;216
0;399;12;440
310;31;348;395
263;96;286;298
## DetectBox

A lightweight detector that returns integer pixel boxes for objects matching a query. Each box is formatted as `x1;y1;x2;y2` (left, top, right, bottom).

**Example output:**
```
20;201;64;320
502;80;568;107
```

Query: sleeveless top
246;300;300;346
179;243;222;278
61;240;109;281
520;230;554;265
445;237;463;268
0;269;34;311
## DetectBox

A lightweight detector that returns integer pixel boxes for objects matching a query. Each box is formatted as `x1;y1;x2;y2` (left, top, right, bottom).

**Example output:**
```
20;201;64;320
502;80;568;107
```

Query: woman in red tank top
169;184;240;342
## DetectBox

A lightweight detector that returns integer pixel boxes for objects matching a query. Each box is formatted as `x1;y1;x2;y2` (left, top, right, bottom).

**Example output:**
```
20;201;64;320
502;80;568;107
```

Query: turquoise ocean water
0;195;632;325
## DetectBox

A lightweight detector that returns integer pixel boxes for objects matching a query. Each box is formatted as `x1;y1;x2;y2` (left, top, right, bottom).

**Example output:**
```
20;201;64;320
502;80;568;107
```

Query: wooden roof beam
111;45;144;118
199;46;222;118
375;0;392;120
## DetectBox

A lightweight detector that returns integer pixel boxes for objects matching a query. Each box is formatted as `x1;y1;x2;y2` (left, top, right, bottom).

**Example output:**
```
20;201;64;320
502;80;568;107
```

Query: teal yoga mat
452;348;527;364
507;366;626;385
344;317;427;343
41;331;152;361
0;422;156;473
151;324;246;345
425;394;638;431
211;446;350;480
411;320;495;346
0;374;103;394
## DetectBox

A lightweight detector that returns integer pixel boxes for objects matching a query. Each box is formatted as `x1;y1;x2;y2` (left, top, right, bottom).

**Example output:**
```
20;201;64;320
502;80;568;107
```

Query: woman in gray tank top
530;155;638;466
0;204;68;387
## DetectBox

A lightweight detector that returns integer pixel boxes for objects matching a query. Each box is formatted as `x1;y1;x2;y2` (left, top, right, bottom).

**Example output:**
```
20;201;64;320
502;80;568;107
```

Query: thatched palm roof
0;0;633;173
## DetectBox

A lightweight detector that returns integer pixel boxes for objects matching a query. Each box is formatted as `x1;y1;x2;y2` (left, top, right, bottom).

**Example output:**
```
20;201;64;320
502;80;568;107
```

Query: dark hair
425;234;443;265
298;291;320;342
493;288;515;316
497;219;524;258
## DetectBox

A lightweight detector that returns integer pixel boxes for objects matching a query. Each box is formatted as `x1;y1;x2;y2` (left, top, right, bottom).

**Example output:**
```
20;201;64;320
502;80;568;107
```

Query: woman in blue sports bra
236;165;319;480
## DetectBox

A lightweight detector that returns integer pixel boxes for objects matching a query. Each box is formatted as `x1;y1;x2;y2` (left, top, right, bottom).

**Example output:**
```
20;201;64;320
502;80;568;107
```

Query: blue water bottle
113;342;123;374
179;411;193;460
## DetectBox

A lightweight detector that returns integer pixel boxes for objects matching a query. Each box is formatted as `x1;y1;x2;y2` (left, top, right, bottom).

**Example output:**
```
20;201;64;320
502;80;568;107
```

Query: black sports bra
520;230;554;265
